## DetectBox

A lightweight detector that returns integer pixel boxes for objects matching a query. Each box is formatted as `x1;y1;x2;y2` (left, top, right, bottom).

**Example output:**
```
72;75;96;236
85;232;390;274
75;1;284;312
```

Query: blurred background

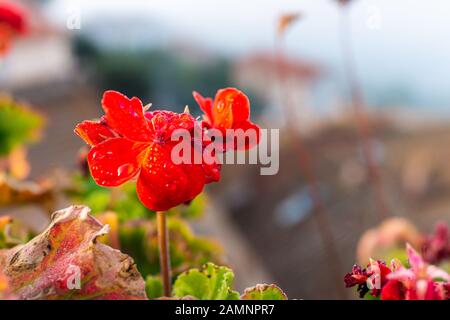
2;0;450;299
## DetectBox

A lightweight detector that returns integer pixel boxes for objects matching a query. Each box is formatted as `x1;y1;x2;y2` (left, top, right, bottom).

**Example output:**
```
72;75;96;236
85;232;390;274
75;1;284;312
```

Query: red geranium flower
75;91;210;211
0;1;27;55
193;88;260;150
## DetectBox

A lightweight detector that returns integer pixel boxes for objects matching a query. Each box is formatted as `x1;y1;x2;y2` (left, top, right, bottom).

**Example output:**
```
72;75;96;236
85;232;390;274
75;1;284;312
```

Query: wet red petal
194;142;221;183
102;91;152;141
202;162;222;183
87;138;144;187
193;91;214;126
136;143;205;211
75;120;116;146
212;88;250;129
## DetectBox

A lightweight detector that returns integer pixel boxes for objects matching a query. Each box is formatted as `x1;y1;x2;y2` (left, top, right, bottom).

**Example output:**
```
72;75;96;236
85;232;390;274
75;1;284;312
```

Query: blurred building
233;53;321;131
0;1;76;92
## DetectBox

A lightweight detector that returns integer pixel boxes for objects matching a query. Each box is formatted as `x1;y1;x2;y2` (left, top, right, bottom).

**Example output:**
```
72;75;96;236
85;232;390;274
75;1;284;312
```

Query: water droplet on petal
117;163;134;177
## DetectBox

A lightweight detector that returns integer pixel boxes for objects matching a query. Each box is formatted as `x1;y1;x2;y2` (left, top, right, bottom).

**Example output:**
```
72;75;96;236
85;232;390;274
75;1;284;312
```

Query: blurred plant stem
338;5;389;221
275;32;346;299
156;211;172;296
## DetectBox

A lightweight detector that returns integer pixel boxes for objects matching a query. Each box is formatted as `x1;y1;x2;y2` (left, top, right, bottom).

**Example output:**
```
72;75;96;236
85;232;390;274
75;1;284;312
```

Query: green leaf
172;263;239;300
241;284;288;300
145;275;163;299
0;96;43;156
363;291;380;300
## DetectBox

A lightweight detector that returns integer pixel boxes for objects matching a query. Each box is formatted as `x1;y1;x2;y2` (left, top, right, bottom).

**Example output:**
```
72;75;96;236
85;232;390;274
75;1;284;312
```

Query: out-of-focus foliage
172;263;288;300
0;268;11;299
0;216;13;248
0;173;55;211
145;275;163;299
114;215;222;278
0;206;147;299
6;147;30;180
0;216;29;249
0;95;43;156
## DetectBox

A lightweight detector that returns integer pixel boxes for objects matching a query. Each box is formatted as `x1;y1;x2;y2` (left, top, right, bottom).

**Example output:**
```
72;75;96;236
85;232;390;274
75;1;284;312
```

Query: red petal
136;143;205;211
381;280;405;300
195;142;222;183
231;120;261;150
212;88;250;129
75;120;116;146
102;91;152;141
193;91;213;126
202;162;222;183
87;138;144;187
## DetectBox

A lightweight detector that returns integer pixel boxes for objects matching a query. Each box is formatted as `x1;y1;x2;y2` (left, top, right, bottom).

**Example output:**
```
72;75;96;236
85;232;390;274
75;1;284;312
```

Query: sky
44;0;450;114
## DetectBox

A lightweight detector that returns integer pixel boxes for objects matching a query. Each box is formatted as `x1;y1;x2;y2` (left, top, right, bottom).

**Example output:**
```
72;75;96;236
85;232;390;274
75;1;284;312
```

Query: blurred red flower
0;1;27;55
422;222;450;264
345;244;450;300
344;259;391;298
193;88;260;150
384;244;450;300
75;91;209;211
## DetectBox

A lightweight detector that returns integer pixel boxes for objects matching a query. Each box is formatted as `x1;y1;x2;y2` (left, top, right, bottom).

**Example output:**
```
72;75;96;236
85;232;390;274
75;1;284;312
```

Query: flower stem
156;211;172;296
275;36;347;299
339;6;389;221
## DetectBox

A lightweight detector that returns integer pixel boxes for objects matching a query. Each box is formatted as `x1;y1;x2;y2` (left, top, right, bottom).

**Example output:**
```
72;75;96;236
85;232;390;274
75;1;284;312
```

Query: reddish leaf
0;205;147;300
